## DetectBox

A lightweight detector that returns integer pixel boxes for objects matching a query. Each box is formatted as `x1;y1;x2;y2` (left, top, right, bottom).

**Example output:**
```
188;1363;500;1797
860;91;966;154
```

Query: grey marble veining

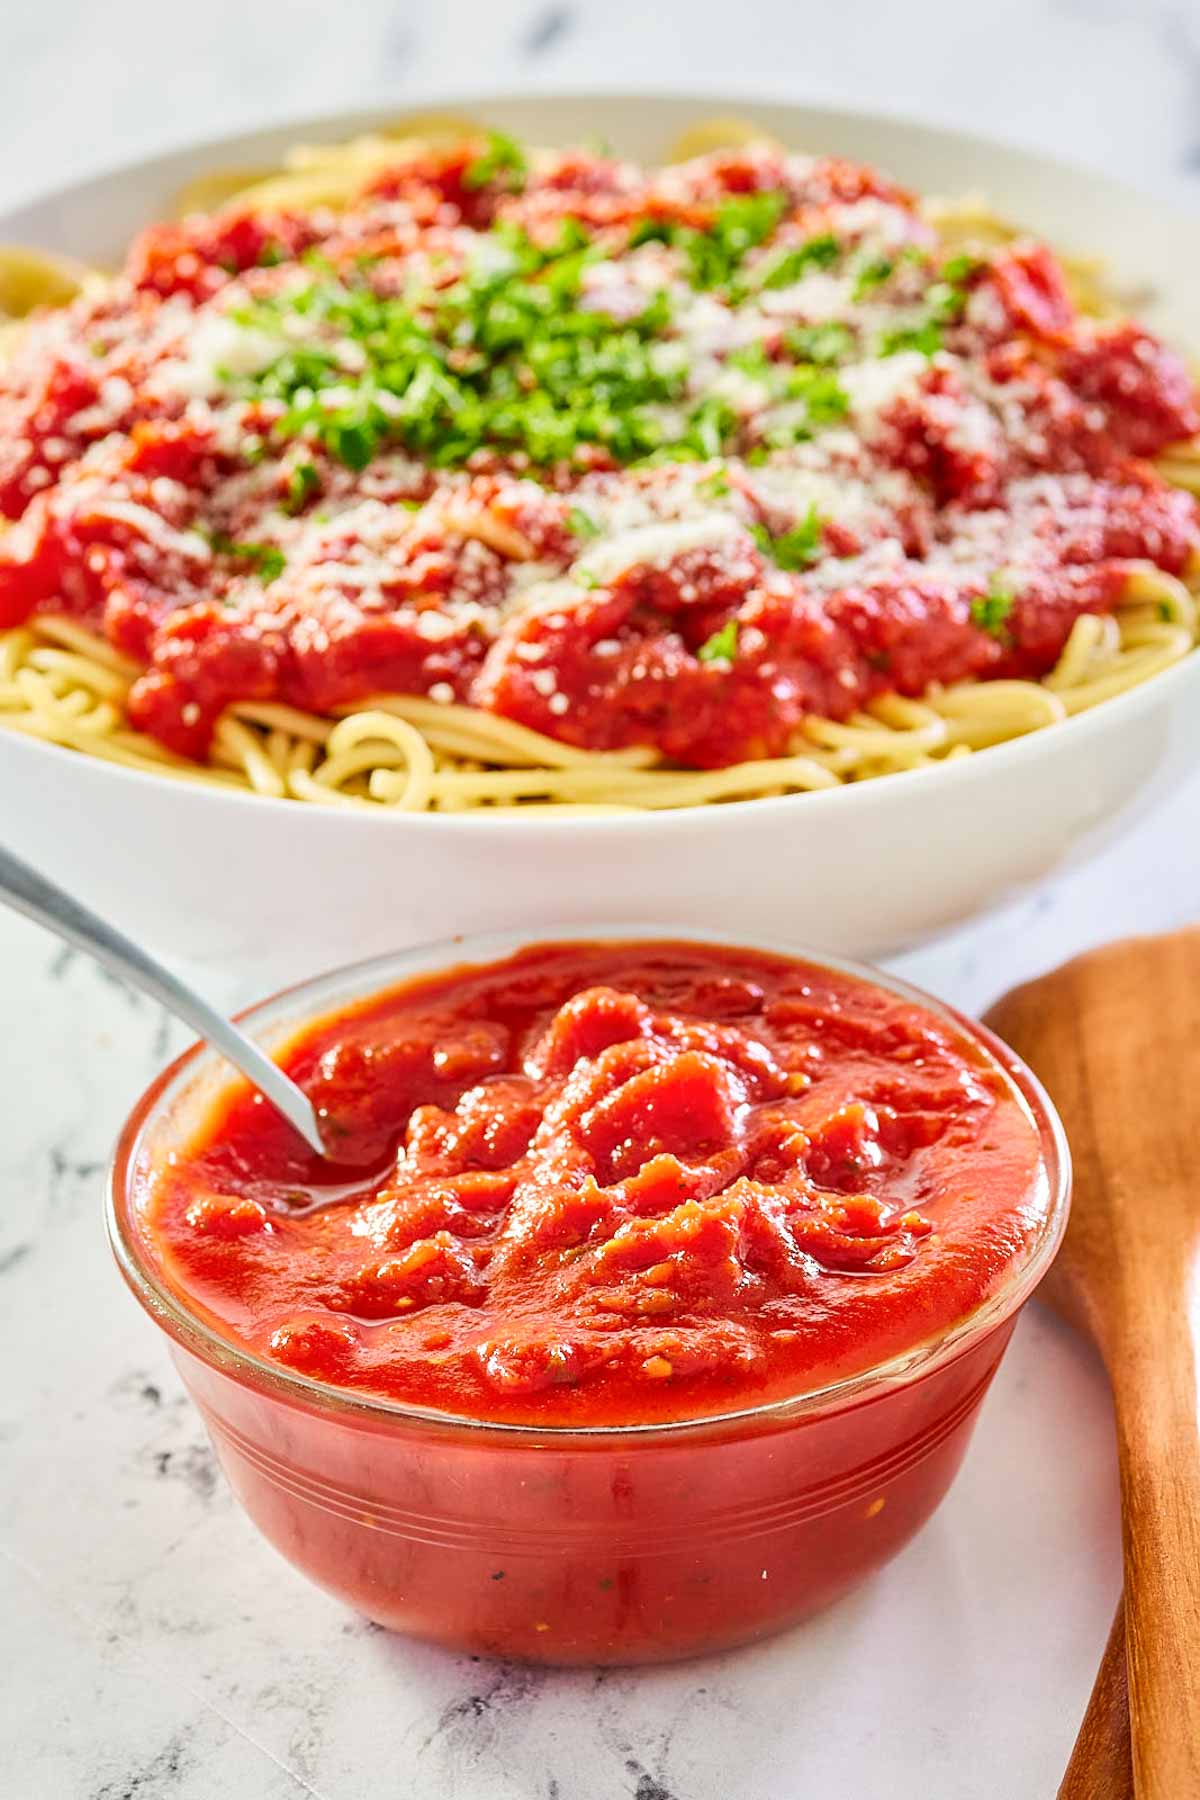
2;4;1199;1794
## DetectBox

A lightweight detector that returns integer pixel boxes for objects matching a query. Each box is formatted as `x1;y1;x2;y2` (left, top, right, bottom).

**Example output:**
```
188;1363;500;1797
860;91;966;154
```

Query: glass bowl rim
106;923;1071;1445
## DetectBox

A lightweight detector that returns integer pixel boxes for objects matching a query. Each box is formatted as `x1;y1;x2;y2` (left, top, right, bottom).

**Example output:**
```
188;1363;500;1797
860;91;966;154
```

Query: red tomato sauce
0;140;1195;769
139;941;1050;1426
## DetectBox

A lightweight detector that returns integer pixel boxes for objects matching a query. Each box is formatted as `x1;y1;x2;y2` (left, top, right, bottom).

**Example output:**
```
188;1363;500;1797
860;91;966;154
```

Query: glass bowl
107;927;1070;1666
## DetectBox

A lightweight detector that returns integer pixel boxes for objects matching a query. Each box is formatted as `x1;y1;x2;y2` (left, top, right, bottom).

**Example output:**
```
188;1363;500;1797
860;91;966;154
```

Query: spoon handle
1108;1276;1200;1800
0;844;327;1157
988;929;1200;1800
1058;1603;1132;1800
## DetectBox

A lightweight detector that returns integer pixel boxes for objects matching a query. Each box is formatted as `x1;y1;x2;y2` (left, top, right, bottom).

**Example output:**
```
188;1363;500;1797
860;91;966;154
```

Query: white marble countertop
3;4;1200;1795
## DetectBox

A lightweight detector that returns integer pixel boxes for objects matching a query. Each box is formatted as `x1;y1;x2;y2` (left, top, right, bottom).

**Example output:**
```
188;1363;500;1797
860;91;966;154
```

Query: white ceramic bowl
3;90;1199;982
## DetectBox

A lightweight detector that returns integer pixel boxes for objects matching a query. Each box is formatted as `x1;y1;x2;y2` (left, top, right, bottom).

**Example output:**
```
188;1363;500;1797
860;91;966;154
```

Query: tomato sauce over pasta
0;133;1197;802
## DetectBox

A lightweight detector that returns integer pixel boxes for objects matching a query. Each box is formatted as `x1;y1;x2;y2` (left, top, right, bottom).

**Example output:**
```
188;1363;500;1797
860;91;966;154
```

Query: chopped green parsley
751;506;825;571
642;190;789;293
211;536;286;582
463;131;527;193
680;395;737;461
757;232;841;290
697;618;740;664
878;318;945;358
212;174;897;477
940;252;981;286
852;256;894;300
697;469;733;500
727;341;772;379
761;366;849;446
971;578;1017;638
284;461;320;513
877;257;977;358
236;220;694;471
784;321;855;367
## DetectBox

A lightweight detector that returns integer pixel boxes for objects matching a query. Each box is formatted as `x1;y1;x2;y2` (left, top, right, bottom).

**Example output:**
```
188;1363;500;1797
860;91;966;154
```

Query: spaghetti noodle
0;122;1197;814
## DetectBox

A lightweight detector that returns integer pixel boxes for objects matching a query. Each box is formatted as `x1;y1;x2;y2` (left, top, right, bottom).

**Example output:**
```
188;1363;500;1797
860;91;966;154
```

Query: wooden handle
1058;1604;1132;1800
986;930;1200;1800
1109;1305;1200;1798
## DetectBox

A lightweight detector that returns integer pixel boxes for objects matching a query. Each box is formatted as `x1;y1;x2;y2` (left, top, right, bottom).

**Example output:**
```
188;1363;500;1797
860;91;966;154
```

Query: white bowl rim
2;83;1198;837
8;81;1200;233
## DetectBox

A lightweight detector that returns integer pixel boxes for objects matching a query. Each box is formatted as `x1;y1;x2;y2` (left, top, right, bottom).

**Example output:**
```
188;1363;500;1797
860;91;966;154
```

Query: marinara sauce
2;139;1196;771
143;939;1049;1426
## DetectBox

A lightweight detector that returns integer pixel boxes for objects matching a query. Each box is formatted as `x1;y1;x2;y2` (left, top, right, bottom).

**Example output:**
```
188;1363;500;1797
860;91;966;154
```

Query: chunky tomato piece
1060;321;1200;458
825;576;998;693
126;603;285;755
0;356;100;520
986;242;1076;342
127;209;320;299
875;366;1007;504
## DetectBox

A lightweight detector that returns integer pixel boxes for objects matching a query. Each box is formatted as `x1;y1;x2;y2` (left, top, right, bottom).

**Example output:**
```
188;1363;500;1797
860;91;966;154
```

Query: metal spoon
0;844;328;1158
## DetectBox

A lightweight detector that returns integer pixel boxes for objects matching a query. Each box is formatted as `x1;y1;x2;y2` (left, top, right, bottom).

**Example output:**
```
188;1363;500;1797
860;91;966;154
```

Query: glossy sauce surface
139;941;1049;1424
